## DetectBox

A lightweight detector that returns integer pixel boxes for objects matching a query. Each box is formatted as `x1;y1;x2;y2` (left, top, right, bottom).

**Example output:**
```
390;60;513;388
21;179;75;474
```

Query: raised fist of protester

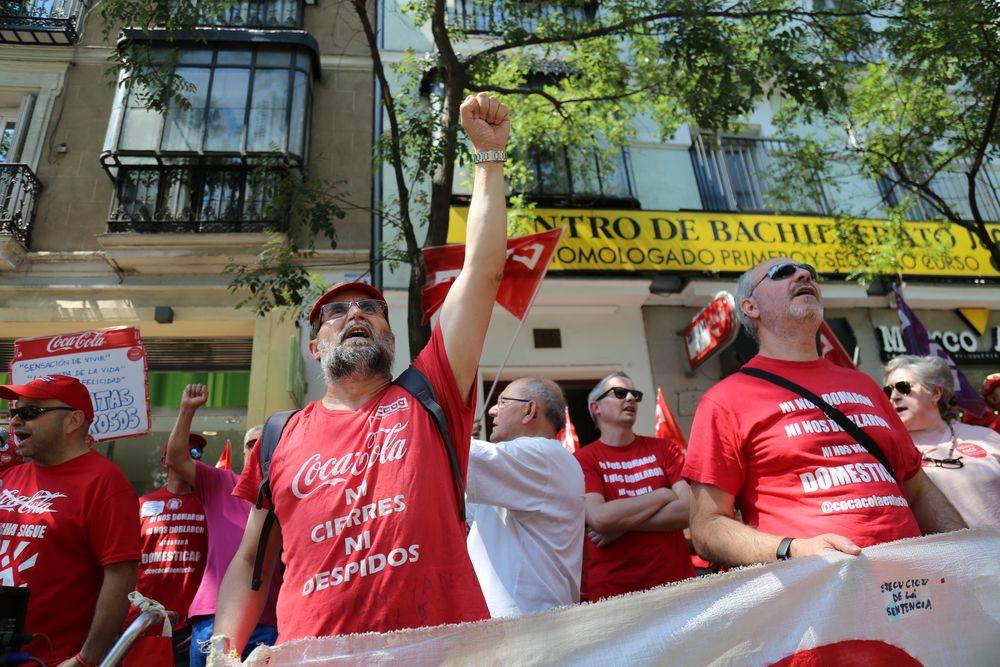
789;533;862;559
180;383;209;412
460;93;510;153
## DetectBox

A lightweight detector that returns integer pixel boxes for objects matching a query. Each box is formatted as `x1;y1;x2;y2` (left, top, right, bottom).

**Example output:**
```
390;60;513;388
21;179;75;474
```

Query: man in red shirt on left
0;375;139;667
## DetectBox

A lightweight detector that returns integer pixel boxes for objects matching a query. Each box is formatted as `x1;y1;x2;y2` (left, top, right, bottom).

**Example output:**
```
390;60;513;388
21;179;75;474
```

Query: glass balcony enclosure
168;0;304;29
516;144;638;208
101;38;316;232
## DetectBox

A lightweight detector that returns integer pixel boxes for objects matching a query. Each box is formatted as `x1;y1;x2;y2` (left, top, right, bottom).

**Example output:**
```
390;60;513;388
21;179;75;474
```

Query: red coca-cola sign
45;330;108;354
682;291;740;369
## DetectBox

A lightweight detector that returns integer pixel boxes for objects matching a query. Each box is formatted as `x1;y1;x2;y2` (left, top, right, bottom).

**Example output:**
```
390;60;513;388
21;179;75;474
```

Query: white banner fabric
242;529;999;666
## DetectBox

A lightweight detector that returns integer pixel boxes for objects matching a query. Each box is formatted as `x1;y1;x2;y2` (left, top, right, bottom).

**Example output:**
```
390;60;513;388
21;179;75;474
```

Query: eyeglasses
922;455;964;469
498;396;531;407
749;262;818;296
597;387;644;402
317;299;388;324
8;405;77;421
883;381;914;398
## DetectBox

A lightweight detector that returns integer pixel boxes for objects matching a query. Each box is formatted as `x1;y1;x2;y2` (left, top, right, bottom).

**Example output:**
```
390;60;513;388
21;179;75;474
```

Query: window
0;0;88;45
690;133;831;215
517;144;637;207
448;1;597;34
172;0;304;29
103;45;313;165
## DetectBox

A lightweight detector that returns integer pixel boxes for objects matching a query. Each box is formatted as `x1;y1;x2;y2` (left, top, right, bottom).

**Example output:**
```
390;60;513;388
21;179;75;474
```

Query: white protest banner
10;327;150;442
234;529;999;666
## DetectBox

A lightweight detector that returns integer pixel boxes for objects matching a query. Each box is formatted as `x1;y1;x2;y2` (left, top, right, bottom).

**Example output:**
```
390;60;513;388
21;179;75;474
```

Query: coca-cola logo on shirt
0;489;67;514
44;331;107;354
291;422;409;500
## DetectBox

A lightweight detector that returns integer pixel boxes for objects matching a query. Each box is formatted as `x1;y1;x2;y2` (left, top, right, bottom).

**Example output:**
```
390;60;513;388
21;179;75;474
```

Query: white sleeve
466;438;552;512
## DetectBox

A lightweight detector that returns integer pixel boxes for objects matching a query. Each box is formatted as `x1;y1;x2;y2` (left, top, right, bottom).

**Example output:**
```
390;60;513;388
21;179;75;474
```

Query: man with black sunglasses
213;93;509;650
573;372;693;601
684;258;965;568
0;375;139;666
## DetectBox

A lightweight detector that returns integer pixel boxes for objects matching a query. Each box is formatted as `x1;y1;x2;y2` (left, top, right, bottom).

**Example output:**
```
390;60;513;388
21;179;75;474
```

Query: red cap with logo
0;374;95;422
308;280;387;325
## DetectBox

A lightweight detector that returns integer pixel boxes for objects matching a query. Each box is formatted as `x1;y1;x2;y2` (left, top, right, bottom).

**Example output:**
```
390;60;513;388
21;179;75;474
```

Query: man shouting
212;93;509;651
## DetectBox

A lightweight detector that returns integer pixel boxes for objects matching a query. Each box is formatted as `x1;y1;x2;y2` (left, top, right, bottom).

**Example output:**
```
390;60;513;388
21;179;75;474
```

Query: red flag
655;388;687;450
216;439;232;471
421;228;563;323
818;320;856;369
556;407;579;454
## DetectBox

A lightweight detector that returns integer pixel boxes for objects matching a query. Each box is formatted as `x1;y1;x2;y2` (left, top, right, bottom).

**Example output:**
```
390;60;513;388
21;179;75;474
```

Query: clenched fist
460;93;510;153
180;383;209;412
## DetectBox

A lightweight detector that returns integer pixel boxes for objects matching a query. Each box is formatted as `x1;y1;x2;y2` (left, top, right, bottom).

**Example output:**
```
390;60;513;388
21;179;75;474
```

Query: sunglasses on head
8;405;77;421
883;381;913;398
598;387;644;402
750;262;818;296
317;299;388;324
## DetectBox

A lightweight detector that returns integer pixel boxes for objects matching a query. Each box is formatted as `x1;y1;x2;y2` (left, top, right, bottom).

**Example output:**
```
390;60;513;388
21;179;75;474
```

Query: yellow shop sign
447;208;1000;277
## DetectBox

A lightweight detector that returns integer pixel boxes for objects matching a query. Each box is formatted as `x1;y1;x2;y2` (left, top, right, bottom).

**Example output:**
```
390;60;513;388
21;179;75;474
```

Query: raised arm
439;93;510;399
689;482;861;567
211;507;283;660
163;384;207;488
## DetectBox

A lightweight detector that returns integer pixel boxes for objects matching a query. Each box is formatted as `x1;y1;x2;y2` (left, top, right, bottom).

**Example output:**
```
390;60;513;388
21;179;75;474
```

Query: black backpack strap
395;366;466;523
739;367;900;485
251;408;299;591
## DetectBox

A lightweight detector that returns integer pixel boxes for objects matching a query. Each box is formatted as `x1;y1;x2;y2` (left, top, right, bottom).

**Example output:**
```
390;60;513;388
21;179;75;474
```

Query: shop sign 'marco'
876;325;1000;364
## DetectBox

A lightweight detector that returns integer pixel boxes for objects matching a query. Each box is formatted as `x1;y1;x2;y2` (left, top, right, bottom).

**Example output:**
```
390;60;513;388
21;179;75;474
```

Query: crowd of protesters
0;95;998;666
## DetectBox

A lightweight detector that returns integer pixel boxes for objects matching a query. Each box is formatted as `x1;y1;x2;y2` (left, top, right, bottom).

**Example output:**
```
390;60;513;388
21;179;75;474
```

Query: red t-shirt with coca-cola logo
125;487;207;630
683;355;922;546
0;450;139;664
233;324;488;640
574;435;694;600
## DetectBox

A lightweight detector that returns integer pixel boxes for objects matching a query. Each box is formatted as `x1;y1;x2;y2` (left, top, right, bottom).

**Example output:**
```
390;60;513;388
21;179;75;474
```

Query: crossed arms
585;481;691;547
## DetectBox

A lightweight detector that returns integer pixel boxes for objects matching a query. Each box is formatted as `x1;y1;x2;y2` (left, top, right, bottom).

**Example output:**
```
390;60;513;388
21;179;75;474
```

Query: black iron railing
690;133;832;215
447;1;595;34
107;165;286;233
0;0;87;44
0;163;42;247
879;162;1000;223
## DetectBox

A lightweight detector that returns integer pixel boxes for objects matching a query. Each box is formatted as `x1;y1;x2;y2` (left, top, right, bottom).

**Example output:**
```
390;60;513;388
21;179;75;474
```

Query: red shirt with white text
233;324;488;640
574;435;694;600
0;451;139;664
126;487;207;629
683;356;922;545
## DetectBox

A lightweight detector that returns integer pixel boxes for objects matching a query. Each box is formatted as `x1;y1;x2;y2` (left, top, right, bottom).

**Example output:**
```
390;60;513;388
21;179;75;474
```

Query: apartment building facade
377;1;1000;441
0;0;374;489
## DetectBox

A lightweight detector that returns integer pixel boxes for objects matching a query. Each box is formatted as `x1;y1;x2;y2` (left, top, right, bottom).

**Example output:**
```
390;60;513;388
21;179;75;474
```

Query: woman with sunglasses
884;355;1000;528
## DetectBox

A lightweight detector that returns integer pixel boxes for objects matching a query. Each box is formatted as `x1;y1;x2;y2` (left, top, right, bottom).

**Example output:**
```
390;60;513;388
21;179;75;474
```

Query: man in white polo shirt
467;377;585;617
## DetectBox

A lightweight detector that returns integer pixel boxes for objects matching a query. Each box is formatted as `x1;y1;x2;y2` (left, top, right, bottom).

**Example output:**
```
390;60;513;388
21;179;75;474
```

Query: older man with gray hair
574;371;693;601
467;377;585;617
684;258;965;569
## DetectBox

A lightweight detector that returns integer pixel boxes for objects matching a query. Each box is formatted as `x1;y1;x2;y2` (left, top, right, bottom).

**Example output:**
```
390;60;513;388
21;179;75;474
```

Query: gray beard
318;334;394;383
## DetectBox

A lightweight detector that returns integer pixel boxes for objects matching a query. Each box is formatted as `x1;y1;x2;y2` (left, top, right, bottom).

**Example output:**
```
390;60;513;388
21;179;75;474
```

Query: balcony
170;0;304;29
447;0;596;34
879;161;1000;223
690;133;832;215
0;0;87;45
514;145;639;209
0;164;41;247
107;165;285;233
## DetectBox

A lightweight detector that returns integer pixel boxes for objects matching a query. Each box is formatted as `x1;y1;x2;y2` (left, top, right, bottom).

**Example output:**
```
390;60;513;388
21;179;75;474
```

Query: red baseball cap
983;373;1000;397
308;280;387;325
0;374;95;422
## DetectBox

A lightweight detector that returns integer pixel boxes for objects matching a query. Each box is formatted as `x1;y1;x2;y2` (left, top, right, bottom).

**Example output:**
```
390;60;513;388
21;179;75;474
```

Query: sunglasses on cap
8;405;77;421
597;387;644;402
317;299;388;324
883;380;914;398
750;262;818;296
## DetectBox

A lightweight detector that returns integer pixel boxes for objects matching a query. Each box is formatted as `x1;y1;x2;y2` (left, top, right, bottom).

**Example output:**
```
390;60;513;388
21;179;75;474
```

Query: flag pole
477;228;562;422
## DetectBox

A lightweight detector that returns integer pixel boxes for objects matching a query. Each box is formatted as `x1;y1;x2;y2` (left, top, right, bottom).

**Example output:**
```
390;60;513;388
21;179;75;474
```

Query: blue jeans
189;615;278;667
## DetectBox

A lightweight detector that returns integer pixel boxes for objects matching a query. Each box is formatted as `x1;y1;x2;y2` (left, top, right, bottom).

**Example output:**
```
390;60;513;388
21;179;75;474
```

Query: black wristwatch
776;537;794;561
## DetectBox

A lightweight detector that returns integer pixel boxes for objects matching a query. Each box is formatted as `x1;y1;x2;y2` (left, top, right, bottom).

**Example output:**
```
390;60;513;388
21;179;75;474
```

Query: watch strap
776;537;794;561
473;149;507;164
